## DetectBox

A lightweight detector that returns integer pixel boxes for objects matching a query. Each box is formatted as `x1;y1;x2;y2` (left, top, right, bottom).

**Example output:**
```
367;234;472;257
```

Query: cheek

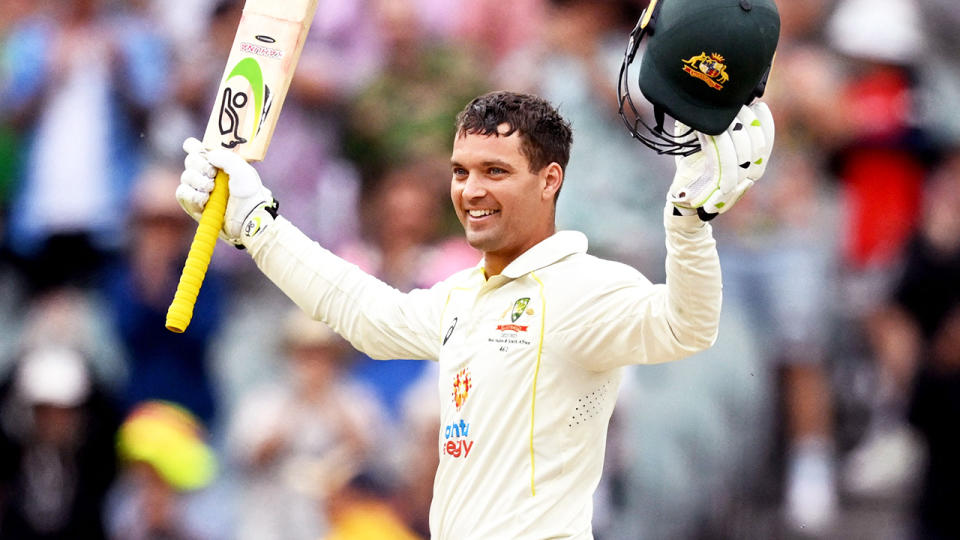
450;185;465;218
450;179;460;201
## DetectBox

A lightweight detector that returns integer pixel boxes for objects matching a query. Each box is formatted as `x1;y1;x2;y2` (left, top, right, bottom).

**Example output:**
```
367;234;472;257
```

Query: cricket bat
165;0;318;333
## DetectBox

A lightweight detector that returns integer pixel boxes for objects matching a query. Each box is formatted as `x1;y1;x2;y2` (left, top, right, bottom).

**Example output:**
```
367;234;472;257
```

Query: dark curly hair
455;91;573;176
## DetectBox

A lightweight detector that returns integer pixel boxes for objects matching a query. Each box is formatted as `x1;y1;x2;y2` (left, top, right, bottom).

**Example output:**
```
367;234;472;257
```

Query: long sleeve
547;204;722;371
660;205;723;352
248;217;447;361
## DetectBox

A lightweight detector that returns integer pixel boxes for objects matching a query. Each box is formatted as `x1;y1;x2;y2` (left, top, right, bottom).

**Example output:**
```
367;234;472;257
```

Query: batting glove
177;137;278;249
668;102;775;221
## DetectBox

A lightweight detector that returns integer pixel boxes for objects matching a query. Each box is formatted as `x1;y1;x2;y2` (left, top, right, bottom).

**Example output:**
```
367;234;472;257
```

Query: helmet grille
617;14;700;157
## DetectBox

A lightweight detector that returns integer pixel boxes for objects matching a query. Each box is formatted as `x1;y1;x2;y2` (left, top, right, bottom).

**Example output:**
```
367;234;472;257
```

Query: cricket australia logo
217;58;274;149
682;52;729;90
452;368;472;410
494;297;534;335
511;297;530;323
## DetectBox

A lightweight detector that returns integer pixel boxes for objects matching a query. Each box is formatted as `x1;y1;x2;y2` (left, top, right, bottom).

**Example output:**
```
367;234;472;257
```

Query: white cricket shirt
249;206;722;539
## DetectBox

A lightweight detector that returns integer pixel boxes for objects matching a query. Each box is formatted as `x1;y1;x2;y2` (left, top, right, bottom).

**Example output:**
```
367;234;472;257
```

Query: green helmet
618;0;780;154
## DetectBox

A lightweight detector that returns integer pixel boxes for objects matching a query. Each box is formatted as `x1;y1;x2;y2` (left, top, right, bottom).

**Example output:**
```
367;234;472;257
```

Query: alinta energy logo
217;57;274;149
442;418;474;459
452;368;472;411
445;369;475;459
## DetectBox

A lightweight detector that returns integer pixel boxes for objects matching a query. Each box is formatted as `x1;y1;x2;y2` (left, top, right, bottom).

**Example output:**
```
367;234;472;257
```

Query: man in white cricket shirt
177;91;774;538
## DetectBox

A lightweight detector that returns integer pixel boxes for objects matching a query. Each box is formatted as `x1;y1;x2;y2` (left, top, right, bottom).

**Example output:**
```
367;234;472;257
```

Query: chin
464;232;495;252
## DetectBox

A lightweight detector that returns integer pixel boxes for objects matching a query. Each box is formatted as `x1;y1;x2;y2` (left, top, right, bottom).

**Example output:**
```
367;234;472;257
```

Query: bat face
203;0;318;161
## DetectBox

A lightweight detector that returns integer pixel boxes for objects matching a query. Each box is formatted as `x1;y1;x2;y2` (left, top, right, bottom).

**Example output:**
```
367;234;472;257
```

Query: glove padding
668;102;774;220
177;137;276;248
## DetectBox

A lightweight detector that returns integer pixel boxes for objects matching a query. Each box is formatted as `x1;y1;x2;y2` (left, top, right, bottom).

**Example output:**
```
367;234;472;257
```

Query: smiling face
450;125;563;277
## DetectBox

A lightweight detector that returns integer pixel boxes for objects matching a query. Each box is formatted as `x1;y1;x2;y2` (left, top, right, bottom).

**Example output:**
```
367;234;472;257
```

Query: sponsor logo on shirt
452;368;472;410
442;418;474;458
496;323;528;332
443;317;458;345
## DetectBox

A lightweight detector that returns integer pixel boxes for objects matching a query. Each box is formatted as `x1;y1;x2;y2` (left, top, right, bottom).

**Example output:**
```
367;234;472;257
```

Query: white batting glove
668;102;775;220
177;137;278;248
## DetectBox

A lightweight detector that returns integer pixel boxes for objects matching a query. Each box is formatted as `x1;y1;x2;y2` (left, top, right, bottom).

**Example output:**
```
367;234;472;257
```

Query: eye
452;167;468;178
488;167;508;176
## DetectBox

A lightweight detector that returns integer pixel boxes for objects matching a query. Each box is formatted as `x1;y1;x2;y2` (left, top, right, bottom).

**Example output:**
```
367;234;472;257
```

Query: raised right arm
247;216;446;361
176;139;447;360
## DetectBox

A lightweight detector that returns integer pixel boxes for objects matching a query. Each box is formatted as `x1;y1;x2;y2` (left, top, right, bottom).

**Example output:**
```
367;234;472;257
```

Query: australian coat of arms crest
682;52;730;90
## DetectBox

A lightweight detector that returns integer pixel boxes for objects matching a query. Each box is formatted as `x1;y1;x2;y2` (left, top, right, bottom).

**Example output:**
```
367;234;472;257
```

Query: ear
542;162;563;202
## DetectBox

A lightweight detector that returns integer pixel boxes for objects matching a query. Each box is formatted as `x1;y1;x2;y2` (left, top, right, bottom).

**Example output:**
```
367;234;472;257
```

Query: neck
482;226;556;279
483;256;505;279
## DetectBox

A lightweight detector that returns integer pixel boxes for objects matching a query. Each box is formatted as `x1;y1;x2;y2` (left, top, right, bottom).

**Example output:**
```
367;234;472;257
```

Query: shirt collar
495;230;587;279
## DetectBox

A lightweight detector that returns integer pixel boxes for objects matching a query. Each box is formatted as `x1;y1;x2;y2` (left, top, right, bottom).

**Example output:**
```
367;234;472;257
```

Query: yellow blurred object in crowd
116;400;218;491
325;500;422;540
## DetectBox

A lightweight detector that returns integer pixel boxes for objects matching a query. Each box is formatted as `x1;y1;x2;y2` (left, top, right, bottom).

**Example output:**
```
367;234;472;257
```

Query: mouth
466;209;499;220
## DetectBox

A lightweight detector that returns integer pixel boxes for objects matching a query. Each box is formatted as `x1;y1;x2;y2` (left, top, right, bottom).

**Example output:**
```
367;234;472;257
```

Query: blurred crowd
0;0;958;538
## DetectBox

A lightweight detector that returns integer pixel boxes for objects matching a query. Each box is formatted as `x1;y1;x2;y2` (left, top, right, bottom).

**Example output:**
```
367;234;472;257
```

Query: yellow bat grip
165;169;229;333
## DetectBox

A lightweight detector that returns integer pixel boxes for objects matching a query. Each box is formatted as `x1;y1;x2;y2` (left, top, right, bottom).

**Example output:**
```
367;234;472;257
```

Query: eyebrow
482;160;512;169
450;159;513;169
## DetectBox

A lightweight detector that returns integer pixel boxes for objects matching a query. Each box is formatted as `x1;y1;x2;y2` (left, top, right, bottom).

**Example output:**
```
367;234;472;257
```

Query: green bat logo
217;57;272;148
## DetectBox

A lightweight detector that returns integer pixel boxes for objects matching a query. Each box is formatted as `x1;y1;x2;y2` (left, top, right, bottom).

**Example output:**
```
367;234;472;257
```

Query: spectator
0;345;120;539
717;144;841;536
909;312;960;540
108;400;219;540
339;162;470;292
826;0;929;296
421;0;546;67
158;0;374;256
521;0;671;271
915;0;960;146
338;162;478;417
858;150;960;538
156;1;376;408
323;472;422;540
390;363;441;537
717;23;846;530
106;165;224;426
342;0;490;185
226;308;385;540
604;304;771;539
0;0;169;293
824;0;933;524
16;286;126;391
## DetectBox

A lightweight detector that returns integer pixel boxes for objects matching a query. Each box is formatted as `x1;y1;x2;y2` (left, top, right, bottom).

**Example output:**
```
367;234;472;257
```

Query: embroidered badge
511;297;530;322
682;52;729;90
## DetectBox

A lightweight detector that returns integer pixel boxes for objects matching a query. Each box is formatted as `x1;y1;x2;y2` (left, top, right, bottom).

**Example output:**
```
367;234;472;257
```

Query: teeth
468;209;496;217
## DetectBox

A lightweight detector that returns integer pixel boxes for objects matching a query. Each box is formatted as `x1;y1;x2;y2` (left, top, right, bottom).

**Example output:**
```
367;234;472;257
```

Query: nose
460;172;486;199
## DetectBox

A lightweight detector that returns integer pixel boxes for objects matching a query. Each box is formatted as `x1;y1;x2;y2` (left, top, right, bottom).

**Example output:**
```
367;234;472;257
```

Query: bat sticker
216;57;270;149
218;87;248;148
167;0;319;334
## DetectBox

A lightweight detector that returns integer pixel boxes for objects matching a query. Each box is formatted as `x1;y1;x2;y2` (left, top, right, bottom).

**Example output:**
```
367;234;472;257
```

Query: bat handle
165;169;229;333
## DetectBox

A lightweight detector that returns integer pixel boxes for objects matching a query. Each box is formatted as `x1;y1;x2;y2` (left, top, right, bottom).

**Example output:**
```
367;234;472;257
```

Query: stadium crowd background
0;0;958;538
